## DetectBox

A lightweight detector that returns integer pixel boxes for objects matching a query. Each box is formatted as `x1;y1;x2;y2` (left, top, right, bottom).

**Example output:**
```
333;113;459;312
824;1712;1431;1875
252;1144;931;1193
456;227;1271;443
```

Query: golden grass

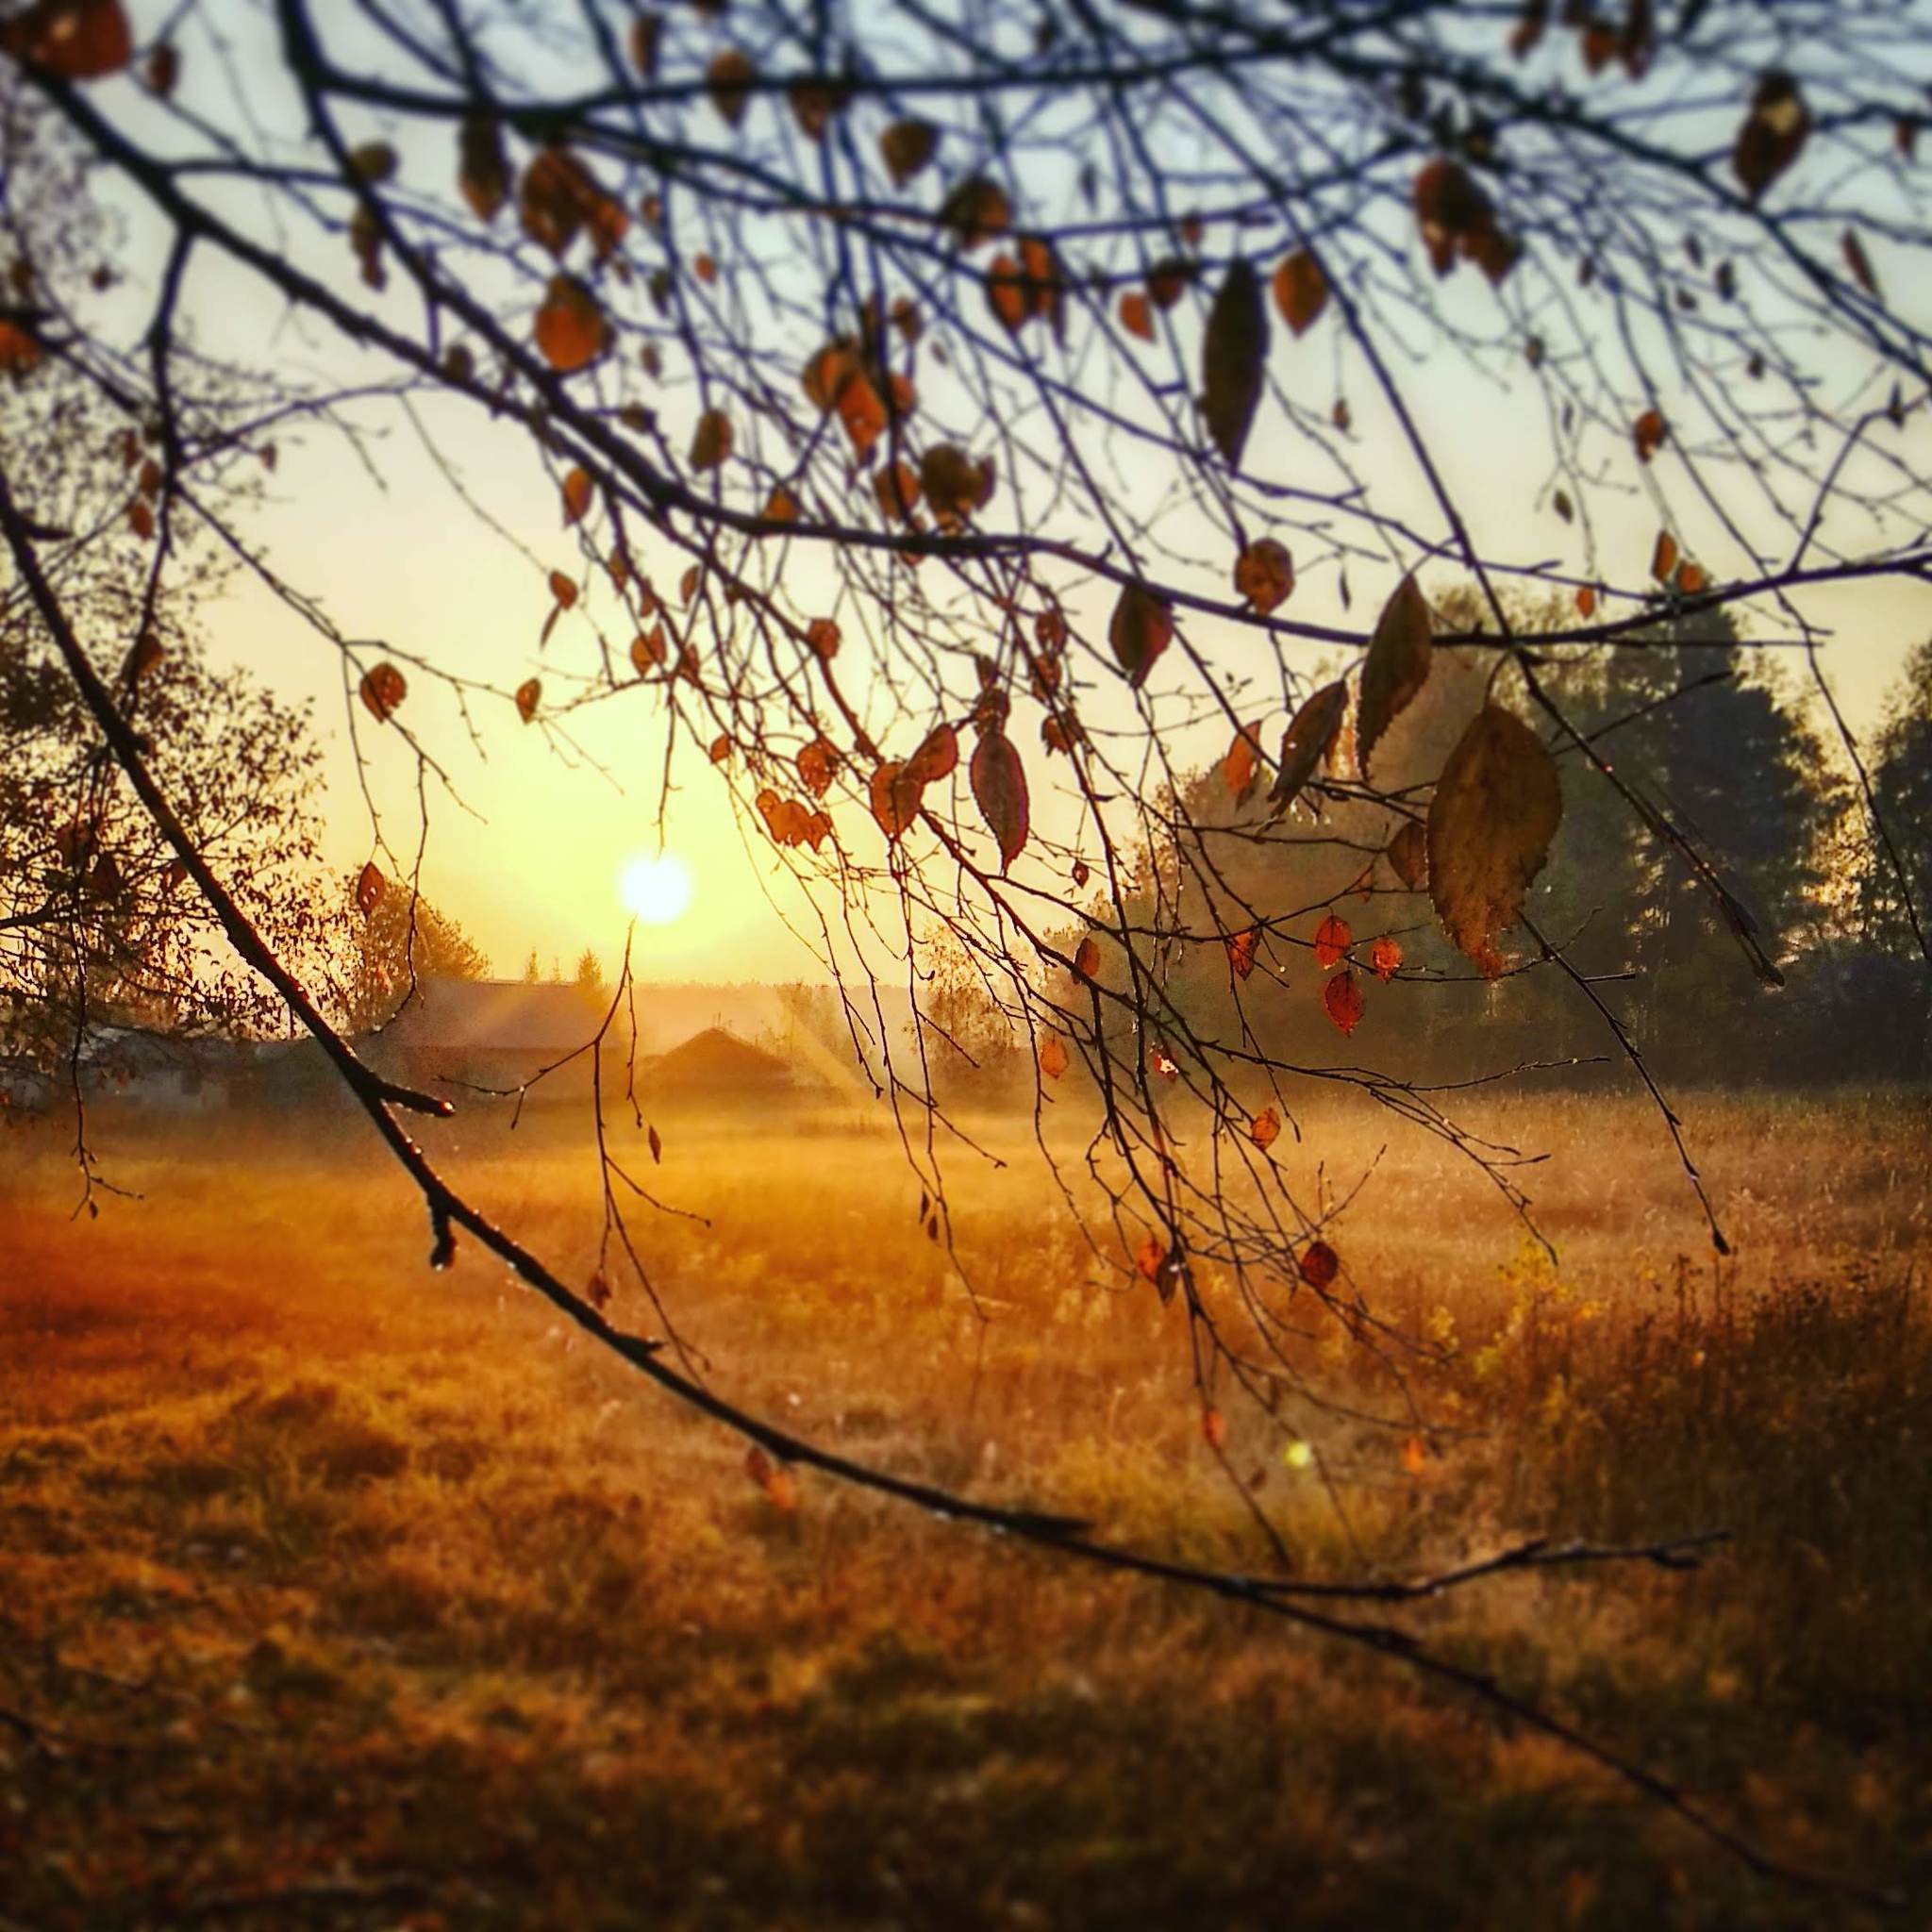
1;1085;1927;1929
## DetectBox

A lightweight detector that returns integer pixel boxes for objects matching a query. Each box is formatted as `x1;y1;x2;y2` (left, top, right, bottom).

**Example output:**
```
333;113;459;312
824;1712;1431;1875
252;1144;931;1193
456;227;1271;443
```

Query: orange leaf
1074;935;1100;980
1400;1435;1427;1476
1322;968;1364;1035
1134;1231;1168;1284
1633;408;1667;463
807;617;841;661
1651;529;1679;582
1250;1105;1281;1150
1119;291;1154;341
561;467;593;526
1575;584;1597;619
1313;913;1352;969
515;677;541;723
1271;250;1327;336
1225;927;1257;980
1675;559;1707;595
630;626;667;674
1222;722;1262;799
1201;1407;1228;1450
358;662;407;723
1038;1032;1069;1080
708;734;730;764
1368;935;1403;981
534;275;608;373
355;862;385;918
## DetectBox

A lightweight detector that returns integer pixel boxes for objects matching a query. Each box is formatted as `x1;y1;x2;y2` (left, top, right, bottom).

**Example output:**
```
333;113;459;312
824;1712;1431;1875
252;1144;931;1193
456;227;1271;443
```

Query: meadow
2;1082;1928;1930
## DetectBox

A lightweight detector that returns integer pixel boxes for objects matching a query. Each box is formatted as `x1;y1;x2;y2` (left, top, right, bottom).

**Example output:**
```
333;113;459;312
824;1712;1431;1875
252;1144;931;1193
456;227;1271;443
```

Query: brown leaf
534;275;608;373
1386;821;1428;891
807;617;841;661
1119;291;1154;341
879;118;938;186
550;570;578;608
797;739;837;798
1233;537;1294;615
938;175;1010;250
458;114;509;223
1298;1240;1340;1289
1269;678;1348;817
906;722;959;787
920;443;994;527
970;728;1029;872
358;662;407;723
1108;583;1173;691
0;0;130;77
1250;1106;1281;1150
1201;1407;1228;1449
1633;406;1667;463
1271;250;1327;336
1323;969;1364;1036
1732;71;1808;202
1225;927;1257;980
1038;1032;1069;1080
1651;529;1679;582
1368;935;1403;981
869;761;917;841
1074;935;1100;980
707;47;755;127
515;677;541;724
1427;703;1562;977
1201;258;1267;469
1841;227;1879;298
355;862;385;918
1357;574;1432;782
628;12;659;76
1675;559;1707;595
520;148;627;262
144;40;177;94
689;408;732;472
1145;257;1193;308
561;467;593;526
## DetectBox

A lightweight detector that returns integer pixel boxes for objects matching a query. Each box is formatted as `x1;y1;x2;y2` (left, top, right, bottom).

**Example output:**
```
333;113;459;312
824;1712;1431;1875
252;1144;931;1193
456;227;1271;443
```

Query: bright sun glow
618;851;694;926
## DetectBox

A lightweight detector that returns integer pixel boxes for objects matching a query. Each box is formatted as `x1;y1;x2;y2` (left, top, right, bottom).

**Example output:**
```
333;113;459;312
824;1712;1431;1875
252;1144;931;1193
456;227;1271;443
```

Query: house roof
646;1025;792;1089
377;977;602;1053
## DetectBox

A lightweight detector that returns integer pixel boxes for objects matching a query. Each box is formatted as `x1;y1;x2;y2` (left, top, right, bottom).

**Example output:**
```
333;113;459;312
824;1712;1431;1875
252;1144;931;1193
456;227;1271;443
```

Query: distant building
360;977;605;1098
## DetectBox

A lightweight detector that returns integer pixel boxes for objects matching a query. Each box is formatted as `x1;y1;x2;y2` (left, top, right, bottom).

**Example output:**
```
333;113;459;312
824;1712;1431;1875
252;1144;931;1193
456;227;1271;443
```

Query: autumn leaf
534;275;608;373
0;0;130;77
970;728;1029;872
0;320;44;376
630;627;667;675
1225;927;1257;980
708;733;730;763
1135;1231;1168;1286
1222;722;1262;800
355;862;385;918
628;11;659;75
1368;935;1403;981
144;41;177;95
1633;407;1667;463
1250;1105;1281;1150
1357;575;1433;782
1233;538;1294;615
1386;821;1427;891
797;739;837;798
1427;703;1563;977
906;722;959;787
458;114;509;223
1675;559;1707;595
1270;679;1348;816
807;617;841;661
1323;968;1364;1036
689;408;732;472
1074;935;1100;980
869;760;917;841
1145;256;1193;308
561;467;593;525
520;148;627;261
1039;1032;1069;1080
920;443;994;527
707;47;755;127
880;118;938;186
1108;583;1173;690
1119;291;1154;341
515;677;541;723
1312;913;1352;969
1272;250;1327;336
937;175;1011;249
1400;1435;1428;1476
1732;71;1808;202
1299;1240;1340;1288
1575;584;1597;619
358;662;407;723
346;141;396;185
1201;1407;1228;1450
1651;529;1678;582
1841;227;1879;299
1201;258;1267;469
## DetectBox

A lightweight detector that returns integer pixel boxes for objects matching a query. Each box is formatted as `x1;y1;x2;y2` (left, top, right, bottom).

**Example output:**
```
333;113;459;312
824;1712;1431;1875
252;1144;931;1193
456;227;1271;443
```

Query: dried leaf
707;47;755;127
1201;1407;1228;1449
458;114;509;222
561;467;593;526
1323;968;1364;1036
937;175;1010;250
1270;679;1348;816
1039;1033;1070;1080
1108;582;1173;691
807;617;841;661
1234;538;1294;615
1222;723;1262;800
515;676;541;723
970;728;1029;872
1633;407;1667;463
1225;927;1257;980
708;733;730;762
879;118;938;187
1119;291;1155;341
1732;71;1808;202
906;722;959;787
1651;529;1679;581
1074;935;1100;980
1368;935;1403;981
1311;913;1351;970
1201;258;1267;469
1386;821;1427;891
0;0;131;77
1299;1240;1340;1288
1357;575;1432;782
1250;1106;1281;1150
358;662;406;723
1271;250;1327;336
534;275;608;374
689;408;732;472
355;862;385;918
1427;703;1562;976
1841;227;1879;299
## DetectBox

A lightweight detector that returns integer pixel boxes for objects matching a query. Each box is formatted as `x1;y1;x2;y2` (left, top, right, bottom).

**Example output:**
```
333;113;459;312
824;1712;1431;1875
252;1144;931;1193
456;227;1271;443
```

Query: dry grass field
2;1083;1929;1930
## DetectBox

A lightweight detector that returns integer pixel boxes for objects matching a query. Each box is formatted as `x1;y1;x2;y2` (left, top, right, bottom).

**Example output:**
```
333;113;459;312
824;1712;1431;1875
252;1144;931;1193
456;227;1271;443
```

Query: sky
49;4;1932;986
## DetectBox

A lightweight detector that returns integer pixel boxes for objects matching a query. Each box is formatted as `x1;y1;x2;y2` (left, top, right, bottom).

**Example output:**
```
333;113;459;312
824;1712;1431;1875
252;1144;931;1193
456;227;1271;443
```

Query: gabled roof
646;1025;791;1089
378;977;602;1053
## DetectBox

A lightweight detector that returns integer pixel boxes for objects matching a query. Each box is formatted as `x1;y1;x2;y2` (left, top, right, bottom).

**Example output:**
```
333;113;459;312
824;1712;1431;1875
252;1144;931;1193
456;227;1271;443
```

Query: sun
618;851;694;926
